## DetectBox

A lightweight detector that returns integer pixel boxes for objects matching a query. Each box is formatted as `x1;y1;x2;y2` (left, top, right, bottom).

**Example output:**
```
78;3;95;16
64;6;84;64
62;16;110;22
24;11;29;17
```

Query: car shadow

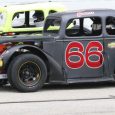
0;84;16;92
0;82;114;93
42;82;115;91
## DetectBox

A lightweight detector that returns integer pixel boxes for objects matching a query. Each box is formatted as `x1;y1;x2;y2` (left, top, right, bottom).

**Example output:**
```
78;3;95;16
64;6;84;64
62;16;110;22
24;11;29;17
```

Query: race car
0;2;65;36
0;9;115;92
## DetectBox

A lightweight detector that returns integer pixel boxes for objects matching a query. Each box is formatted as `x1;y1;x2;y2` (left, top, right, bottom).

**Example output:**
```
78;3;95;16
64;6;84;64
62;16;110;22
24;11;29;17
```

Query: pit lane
0;82;115;115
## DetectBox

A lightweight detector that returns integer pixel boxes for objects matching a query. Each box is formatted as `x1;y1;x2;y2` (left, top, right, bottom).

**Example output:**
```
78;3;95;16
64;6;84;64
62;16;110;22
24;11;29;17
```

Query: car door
63;17;104;79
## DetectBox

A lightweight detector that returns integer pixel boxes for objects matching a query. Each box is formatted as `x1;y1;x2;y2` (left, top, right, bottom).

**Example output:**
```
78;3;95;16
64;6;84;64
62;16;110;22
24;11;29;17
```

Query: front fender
1;45;65;83
0;45;38;65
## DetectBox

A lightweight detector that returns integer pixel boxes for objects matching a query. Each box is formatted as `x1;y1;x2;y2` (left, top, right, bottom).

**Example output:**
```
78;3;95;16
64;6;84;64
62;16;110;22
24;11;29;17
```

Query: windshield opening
44;18;61;36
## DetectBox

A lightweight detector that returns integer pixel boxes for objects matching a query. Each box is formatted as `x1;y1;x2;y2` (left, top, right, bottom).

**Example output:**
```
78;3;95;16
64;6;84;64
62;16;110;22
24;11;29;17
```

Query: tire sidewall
8;54;47;92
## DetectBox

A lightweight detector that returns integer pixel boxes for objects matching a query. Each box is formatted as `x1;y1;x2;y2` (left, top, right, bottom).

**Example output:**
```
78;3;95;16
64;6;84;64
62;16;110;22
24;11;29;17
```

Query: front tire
8;54;47;92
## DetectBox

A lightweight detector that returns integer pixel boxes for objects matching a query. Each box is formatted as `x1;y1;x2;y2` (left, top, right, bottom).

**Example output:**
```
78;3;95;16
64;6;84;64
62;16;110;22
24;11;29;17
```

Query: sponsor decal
77;11;94;17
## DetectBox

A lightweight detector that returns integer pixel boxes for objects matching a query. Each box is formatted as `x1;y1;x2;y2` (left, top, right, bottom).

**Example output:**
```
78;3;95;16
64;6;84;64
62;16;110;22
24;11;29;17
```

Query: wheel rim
18;61;41;87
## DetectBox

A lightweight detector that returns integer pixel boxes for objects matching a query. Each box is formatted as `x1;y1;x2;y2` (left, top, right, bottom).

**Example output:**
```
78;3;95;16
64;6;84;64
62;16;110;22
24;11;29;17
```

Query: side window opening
90;17;102;36
12;10;44;28
66;19;80;36
32;10;44;27
66;17;102;37
106;16;115;35
12;12;25;28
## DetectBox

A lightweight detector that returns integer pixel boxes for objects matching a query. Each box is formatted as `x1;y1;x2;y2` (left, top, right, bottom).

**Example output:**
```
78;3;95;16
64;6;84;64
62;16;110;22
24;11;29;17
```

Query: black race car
0;9;115;92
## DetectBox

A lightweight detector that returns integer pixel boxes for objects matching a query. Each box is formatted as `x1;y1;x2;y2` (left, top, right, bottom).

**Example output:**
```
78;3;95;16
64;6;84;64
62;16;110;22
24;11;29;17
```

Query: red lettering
65;41;104;69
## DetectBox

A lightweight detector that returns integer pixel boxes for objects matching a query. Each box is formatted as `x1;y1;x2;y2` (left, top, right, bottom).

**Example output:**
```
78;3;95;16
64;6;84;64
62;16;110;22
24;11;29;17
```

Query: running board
67;77;114;83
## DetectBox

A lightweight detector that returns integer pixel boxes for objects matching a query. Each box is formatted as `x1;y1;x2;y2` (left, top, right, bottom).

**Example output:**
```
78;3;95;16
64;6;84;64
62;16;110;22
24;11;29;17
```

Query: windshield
44;18;61;36
0;13;5;26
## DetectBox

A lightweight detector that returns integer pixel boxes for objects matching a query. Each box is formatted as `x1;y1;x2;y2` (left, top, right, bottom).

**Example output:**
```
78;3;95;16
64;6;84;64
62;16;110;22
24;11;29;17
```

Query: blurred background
0;0;115;10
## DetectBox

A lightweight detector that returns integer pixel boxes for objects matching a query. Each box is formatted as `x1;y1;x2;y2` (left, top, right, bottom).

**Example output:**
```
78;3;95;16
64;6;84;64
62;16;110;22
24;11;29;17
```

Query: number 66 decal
65;41;104;69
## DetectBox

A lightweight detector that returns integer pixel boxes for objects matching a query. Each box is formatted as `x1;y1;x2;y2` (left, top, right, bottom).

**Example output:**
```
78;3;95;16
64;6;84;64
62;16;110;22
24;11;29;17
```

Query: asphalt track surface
0;82;115;115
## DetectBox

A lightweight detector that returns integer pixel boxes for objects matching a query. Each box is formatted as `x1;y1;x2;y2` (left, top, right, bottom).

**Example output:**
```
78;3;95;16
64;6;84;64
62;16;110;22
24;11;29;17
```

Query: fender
0;44;65;83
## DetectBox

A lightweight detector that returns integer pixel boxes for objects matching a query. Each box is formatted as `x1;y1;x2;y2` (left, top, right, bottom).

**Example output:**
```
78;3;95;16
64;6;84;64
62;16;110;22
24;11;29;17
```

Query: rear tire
8;54;47;92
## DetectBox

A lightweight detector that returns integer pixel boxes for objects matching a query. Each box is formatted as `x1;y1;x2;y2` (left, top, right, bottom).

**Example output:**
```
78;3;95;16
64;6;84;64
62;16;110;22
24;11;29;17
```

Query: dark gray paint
0;9;115;84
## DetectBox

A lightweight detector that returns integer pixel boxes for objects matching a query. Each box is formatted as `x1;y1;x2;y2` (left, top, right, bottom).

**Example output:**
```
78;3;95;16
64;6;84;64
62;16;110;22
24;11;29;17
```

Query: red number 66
65;41;104;69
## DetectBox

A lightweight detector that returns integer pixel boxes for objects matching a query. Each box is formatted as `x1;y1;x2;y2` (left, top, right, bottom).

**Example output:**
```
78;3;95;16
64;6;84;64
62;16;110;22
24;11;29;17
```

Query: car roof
48;9;115;18
1;2;65;12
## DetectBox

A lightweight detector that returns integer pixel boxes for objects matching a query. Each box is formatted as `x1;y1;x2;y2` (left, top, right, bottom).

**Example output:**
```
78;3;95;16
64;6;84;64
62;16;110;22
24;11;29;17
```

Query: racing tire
7;54;47;92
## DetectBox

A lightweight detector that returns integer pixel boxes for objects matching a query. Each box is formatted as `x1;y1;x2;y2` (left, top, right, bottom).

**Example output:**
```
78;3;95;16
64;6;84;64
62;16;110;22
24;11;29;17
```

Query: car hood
0;35;55;44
